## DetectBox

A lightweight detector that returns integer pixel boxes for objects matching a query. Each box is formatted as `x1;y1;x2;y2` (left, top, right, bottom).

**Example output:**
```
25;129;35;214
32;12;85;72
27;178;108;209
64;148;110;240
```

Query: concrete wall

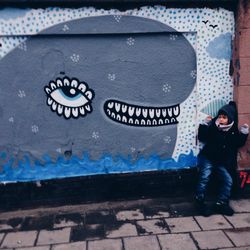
0;6;235;182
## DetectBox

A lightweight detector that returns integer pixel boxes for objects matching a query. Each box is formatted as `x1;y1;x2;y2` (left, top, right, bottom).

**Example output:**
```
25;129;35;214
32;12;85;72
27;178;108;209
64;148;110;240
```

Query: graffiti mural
0;7;234;182
44;77;95;119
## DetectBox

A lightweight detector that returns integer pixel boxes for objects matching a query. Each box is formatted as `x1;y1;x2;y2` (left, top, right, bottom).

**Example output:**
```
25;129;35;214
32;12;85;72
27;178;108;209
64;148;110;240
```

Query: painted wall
0;6;234;182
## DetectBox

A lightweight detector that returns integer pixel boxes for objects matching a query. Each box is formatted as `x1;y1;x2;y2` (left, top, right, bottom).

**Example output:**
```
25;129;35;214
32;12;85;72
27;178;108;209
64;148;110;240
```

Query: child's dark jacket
198;120;248;171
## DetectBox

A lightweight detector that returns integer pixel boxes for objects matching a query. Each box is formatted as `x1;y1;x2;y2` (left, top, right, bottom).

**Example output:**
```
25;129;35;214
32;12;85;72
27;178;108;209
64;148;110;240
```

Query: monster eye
44;77;95;119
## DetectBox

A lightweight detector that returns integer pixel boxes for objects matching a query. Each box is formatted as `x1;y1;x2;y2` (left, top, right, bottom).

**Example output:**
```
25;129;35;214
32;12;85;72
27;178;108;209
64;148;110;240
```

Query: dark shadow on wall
0;0;238;11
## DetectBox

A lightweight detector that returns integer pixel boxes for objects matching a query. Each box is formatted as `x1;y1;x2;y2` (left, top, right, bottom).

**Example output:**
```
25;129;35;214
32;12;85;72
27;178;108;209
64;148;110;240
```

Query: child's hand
203;116;213;125
240;124;249;134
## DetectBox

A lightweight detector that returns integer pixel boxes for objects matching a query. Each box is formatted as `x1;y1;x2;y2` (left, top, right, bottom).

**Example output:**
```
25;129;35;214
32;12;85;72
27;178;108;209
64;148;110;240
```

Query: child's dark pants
196;155;233;202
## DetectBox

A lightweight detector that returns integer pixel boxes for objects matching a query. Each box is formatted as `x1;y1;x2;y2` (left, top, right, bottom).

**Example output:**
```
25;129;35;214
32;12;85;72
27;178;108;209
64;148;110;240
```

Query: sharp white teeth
168;108;172;117
45;87;51;94
56;79;63;87
115;103;121;112
153;119;157;125
47;97;53;105
72;108;78;117
85;105;91;112
162;109;167;117
141;119;146;125
122;105;127;113
78;83;87;92
128;118;133;124
111;112;116;119
136;108;141;117
79;107;85;115
122;116;127;123
173;106;179;116
147;120;151;125
171;118;176;123
156;109;161;118
63;78;70;86
128;106;135;116
58;105;63;115
85;90;93;100
165;118;170;124
108;102;114;109
50;82;57;90
135;119;139;125
64;107;71;118
159;119;163;125
52;102;57;111
107;109;111;115
149;109;154;119
117;114;121;121
142;109;148;118
71;79;78;88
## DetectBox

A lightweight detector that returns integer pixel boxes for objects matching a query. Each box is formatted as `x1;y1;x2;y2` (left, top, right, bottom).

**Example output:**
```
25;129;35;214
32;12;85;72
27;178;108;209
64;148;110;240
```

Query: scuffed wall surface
0;6;234;182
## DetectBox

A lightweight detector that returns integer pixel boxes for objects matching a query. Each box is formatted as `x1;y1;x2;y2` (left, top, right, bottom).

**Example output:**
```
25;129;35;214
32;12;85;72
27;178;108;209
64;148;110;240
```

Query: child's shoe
215;201;234;216
195;197;211;217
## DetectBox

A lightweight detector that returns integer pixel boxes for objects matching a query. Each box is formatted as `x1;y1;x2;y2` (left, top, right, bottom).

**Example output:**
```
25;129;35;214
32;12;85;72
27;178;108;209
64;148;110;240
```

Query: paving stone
85;210;116;224
158;233;197;250
54;213;84;229
21;216;54;231
165;217;201;233
220;247;250;250
51;241;86;250
0;233;4;242
116;209;144;221
224;228;250;247
194;215;232;230
136;219;169;235
1;231;37;248
143;206;170;219
124;235;160;250
17;247;50;250
37;228;71;245
192;230;233;249
0;218;23;232
70;224;105;241
88;238;122;250
231;199;250;213
106;223;137;238
225;213;250;228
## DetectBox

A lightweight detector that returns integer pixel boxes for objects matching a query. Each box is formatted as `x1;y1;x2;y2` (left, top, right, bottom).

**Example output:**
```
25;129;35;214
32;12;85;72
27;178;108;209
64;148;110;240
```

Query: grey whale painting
0;14;197;181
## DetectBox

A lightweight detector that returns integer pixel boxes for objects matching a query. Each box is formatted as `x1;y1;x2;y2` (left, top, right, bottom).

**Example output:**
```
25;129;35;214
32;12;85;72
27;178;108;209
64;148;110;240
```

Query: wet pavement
0;197;250;249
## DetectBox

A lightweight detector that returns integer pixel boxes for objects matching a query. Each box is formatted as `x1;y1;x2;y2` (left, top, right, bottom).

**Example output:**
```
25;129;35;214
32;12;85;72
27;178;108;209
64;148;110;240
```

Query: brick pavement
0;198;249;250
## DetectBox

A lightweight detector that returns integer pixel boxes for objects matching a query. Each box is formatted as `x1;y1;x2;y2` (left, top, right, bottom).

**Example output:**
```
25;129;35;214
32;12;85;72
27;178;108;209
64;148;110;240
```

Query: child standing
195;101;249;216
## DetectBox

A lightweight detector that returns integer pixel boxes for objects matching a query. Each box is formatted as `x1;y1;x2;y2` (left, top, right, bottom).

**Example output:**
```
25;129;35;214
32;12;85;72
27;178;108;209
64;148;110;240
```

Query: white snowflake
190;70;197;79
130;147;136;153
56;148;62;153
92;132;99;140
70;54;80;63
108;73;116;81
113;15;122;22
8;117;14;123
162;83;171;93
18;90;26;98
17;42;27;51
170;34;178;41
164;136;171;144
31;125;39;134
62;24;69;32
127;37;135;46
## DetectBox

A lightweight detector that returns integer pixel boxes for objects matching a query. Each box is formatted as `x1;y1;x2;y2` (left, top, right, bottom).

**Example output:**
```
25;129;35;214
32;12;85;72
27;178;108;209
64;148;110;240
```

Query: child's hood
217;101;237;124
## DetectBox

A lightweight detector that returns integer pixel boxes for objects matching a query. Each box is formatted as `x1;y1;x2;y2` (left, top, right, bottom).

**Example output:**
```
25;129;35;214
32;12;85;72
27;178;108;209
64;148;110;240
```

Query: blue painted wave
0;151;197;182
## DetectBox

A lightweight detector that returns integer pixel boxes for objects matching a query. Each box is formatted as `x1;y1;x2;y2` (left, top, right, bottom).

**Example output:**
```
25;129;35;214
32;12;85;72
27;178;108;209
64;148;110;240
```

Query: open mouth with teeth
104;99;180;127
